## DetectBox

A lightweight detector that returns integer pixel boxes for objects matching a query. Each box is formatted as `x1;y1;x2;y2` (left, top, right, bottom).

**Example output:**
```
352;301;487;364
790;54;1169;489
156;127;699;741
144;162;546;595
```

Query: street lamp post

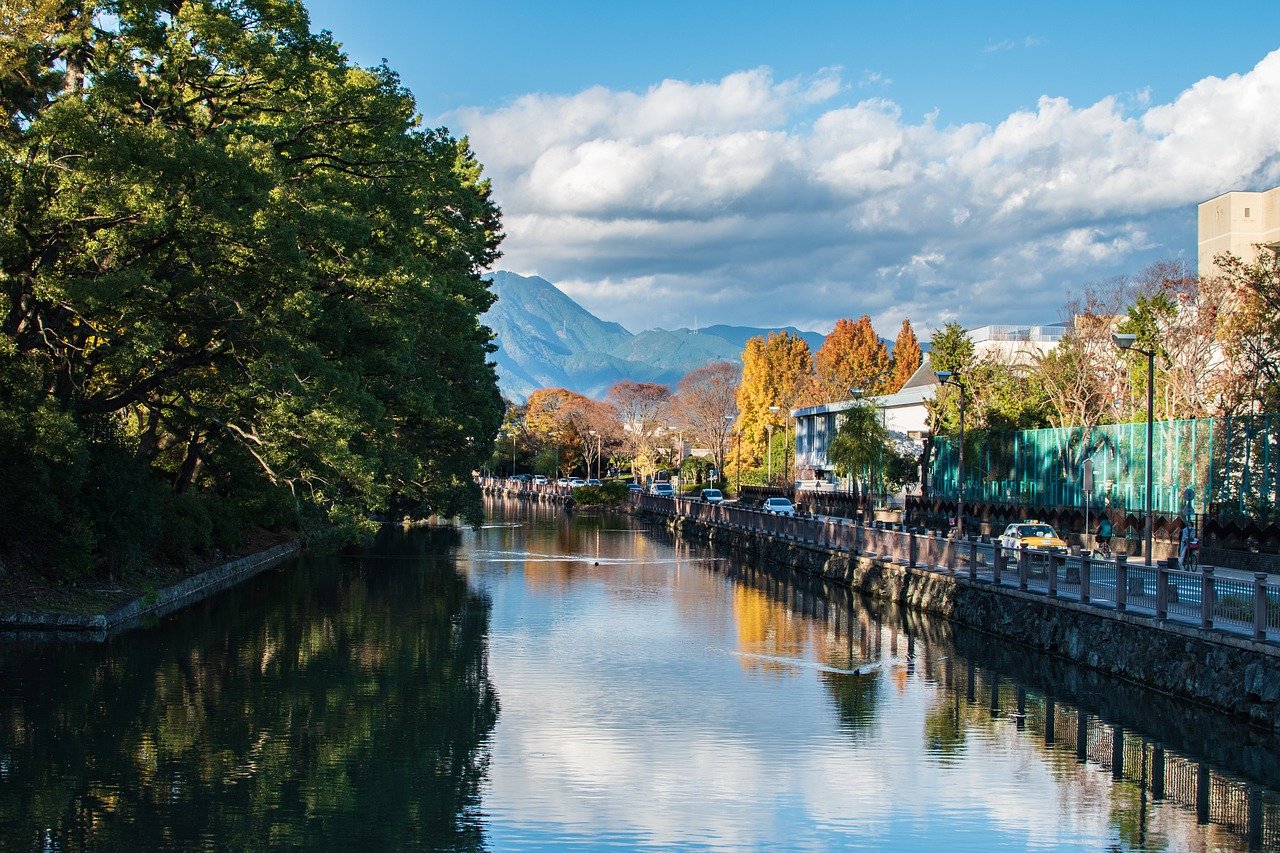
589;429;598;480
768;405;780;485
849;388;865;495
1113;333;1156;565
735;426;742;495
778;412;788;484
935;371;967;538
722;415;735;487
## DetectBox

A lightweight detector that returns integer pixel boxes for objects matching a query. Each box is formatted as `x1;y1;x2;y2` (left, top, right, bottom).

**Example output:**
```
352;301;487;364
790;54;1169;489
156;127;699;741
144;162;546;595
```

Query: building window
1245;207;1252;218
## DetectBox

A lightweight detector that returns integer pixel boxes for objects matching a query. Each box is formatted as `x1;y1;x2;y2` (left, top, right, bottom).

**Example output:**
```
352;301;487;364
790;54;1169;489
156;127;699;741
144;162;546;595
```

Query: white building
792;360;939;481
791;320;1064;484
968;323;1067;366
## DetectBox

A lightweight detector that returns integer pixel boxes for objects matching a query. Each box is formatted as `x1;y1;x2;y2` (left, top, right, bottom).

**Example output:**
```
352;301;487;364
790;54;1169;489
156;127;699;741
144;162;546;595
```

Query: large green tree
1;0;503;572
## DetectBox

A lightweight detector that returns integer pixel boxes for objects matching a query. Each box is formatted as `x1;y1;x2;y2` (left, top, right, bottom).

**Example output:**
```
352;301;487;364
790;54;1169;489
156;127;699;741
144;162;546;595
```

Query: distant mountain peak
481;271;825;401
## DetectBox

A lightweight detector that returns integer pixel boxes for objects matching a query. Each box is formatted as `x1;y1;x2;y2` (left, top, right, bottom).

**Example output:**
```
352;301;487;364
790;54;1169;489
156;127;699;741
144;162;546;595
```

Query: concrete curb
0;540;303;641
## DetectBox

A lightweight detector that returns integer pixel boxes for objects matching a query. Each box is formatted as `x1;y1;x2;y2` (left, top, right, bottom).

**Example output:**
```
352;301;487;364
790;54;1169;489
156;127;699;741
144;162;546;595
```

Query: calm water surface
2;499;1280;851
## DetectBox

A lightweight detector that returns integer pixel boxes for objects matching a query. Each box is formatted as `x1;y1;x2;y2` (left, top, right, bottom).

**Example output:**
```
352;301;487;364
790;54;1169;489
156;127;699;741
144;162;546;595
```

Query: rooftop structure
969;323;1066;365
1198;186;1280;278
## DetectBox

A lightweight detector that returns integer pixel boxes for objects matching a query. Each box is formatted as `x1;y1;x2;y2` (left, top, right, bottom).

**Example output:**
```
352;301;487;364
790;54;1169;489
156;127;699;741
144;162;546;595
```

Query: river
1;498;1279;850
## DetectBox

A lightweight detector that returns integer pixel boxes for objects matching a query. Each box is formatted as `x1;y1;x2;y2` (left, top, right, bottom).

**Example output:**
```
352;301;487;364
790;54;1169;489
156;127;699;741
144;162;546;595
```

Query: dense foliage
1;0;504;576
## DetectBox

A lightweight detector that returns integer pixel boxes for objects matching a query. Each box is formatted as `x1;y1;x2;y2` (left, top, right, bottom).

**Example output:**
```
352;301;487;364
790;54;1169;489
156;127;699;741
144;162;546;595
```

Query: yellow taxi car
998;521;1068;551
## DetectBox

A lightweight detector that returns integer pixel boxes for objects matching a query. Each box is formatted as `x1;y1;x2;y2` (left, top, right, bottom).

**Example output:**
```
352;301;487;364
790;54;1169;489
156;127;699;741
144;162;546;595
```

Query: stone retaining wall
0;540;302;641
652;512;1280;731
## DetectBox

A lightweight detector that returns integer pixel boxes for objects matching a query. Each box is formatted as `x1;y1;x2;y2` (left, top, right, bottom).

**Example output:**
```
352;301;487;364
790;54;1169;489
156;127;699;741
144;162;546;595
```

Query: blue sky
304;0;1280;336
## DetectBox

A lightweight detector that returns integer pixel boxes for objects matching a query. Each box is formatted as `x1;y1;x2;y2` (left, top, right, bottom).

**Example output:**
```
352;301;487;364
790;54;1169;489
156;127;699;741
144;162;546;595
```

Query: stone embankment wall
0;541;302;641
652;512;1280;731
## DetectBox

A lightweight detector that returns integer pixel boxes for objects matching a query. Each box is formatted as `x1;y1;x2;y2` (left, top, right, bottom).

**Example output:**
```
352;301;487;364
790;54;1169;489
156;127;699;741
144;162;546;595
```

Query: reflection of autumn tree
0;528;497;849
733;586;809;675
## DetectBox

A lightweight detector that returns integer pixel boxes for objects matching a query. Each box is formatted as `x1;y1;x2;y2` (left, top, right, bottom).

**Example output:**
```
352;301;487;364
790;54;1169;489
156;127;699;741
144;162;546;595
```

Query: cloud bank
450;54;1280;336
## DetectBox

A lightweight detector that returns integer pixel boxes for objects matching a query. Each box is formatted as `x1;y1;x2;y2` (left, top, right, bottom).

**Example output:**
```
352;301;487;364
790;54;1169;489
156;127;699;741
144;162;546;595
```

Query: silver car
762;497;795;515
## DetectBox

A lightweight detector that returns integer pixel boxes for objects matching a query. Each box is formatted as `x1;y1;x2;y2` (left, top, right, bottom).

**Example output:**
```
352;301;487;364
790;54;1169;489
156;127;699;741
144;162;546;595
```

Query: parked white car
532;475;548;485
762;497;796;515
700;489;724;504
650;482;676;498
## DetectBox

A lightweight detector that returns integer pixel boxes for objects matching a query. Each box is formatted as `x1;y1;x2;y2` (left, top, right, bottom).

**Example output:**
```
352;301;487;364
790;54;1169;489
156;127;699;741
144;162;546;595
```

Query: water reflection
474;499;1280;851
3;496;1280;851
676;531;1280;852
0;526;497;850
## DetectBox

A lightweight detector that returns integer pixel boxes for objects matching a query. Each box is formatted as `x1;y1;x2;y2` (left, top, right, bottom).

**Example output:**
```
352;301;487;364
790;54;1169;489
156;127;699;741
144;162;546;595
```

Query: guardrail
630;492;1280;645
478;476;576;499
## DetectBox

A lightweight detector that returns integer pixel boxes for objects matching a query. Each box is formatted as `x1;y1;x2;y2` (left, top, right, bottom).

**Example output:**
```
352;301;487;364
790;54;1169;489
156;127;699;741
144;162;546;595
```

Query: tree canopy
0;0;504;573
735;331;813;462
890;319;923;392
814;316;891;402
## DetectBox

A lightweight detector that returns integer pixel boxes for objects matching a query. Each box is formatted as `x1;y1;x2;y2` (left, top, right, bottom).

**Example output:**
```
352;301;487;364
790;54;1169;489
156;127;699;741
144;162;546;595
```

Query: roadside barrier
626;491;1280;644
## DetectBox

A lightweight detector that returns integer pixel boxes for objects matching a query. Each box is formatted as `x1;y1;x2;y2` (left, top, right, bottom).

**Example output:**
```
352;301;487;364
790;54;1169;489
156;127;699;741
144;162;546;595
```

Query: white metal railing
622;490;1280;645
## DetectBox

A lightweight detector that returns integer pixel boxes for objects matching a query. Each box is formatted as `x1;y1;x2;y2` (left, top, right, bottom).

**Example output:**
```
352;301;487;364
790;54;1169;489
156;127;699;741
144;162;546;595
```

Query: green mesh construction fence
930;415;1280;518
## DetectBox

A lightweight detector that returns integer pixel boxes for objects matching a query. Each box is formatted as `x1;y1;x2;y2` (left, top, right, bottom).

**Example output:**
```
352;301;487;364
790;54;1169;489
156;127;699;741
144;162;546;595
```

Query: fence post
1201;567;1215;630
1080;552;1091;604
908;530;918;567
1254;573;1268;641
993;544;1004;586
1047;552;1058;597
1018;545;1031;590
1116;555;1128;612
968;538;978;580
1156;561;1169;620
946;536;957;575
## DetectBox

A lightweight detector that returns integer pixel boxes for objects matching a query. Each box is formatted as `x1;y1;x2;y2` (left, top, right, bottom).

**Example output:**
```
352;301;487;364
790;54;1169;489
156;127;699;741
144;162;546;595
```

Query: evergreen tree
0;0;504;573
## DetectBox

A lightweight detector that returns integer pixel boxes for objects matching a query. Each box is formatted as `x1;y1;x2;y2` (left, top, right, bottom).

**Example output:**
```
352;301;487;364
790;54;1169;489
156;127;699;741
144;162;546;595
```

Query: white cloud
449;52;1280;335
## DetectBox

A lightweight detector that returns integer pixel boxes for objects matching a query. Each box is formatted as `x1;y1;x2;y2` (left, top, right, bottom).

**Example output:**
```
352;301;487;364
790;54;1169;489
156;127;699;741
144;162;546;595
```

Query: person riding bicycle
1096;515;1113;557
1178;487;1200;570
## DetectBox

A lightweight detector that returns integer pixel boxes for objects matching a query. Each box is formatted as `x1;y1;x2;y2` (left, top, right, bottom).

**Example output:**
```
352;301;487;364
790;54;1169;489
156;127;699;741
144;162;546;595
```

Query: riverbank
0;532;302;641
642;508;1280;732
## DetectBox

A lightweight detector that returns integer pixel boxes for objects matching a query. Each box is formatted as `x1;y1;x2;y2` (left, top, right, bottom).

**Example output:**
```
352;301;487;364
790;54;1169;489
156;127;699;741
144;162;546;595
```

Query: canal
2;498;1280;850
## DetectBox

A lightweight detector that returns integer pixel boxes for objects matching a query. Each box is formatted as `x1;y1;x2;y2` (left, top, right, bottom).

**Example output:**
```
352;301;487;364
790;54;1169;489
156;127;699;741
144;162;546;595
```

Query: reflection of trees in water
724;556;1280;851
818;671;881;739
0;526;497;849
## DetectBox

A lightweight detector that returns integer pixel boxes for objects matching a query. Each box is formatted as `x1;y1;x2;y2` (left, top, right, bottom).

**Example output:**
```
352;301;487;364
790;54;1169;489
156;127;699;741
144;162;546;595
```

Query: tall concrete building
1198;185;1280;277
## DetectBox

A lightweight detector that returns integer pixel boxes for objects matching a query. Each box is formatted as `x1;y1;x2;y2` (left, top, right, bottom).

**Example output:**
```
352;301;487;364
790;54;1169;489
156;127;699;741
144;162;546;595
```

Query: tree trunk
174;434;205;493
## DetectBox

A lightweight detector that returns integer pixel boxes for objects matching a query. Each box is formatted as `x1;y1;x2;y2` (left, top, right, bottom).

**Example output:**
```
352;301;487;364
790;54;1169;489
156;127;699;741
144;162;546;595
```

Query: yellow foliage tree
734;331;814;465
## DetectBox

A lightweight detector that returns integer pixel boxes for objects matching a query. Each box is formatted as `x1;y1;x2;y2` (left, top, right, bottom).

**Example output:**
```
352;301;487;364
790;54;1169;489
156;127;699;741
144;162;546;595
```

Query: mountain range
482;271;827;400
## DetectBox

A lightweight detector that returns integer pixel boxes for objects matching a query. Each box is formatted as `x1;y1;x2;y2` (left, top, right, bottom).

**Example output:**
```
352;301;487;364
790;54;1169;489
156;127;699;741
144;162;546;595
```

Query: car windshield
1017;525;1056;538
703;490;721;497
768;499;792;507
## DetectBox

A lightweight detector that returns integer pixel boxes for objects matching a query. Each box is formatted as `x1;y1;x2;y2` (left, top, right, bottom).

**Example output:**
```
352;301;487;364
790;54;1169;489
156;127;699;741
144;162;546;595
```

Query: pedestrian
1097;515;1113;557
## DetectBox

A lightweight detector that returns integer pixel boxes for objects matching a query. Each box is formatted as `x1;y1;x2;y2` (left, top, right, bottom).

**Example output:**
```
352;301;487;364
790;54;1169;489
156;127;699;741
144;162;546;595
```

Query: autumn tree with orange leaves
814;316;891;403
525;388;619;477
890;319;923;392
